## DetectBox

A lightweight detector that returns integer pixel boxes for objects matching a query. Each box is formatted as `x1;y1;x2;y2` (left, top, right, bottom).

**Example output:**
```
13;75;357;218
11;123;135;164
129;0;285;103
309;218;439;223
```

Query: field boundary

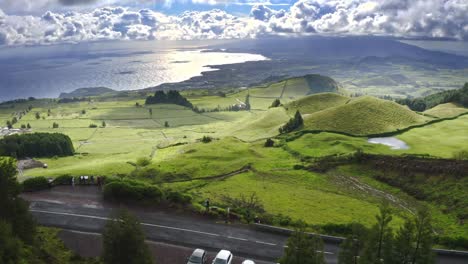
163;165;251;183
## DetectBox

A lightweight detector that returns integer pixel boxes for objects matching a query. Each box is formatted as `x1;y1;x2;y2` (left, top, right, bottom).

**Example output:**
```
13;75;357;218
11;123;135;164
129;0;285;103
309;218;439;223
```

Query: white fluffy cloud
0;0;467;46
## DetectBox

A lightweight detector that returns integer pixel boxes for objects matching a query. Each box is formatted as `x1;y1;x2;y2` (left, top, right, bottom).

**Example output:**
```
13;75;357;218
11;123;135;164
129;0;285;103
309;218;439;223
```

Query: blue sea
0;40;267;101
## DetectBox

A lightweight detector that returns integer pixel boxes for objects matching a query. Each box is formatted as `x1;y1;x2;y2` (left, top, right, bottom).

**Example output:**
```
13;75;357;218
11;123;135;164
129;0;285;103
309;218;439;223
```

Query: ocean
0;40;267;101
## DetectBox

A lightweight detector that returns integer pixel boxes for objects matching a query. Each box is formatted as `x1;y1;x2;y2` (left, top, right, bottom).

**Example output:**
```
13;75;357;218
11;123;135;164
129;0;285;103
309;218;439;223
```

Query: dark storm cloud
58;0;98;6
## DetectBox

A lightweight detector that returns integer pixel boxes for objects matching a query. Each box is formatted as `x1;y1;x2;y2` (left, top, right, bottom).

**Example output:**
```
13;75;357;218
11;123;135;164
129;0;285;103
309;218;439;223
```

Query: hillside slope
285;93;349;115
303;96;430;135
423;103;468;118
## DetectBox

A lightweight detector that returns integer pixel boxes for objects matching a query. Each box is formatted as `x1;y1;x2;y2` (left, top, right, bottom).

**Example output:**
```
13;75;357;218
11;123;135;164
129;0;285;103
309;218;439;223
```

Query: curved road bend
21;186;467;264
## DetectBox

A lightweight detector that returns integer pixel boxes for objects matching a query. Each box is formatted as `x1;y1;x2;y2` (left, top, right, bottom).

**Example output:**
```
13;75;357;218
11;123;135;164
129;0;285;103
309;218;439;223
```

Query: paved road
22;186;467;264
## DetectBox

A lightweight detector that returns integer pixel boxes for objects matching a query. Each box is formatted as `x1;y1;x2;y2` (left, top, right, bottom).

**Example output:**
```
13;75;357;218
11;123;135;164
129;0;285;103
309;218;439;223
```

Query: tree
164;121;169;127
279;111;304;134
0;157;36;245
0;220;23;264
411;208;434;264
27;123;31;129
6;120;12;129
102;121;107;128
279;222;325;264
271;99;281;108
393;217;416;264
149;108;153;117
264;138;274;147
81;109;86;114
338;223;367;264
360;203;394;264
52;122;59;128
102;210;153;264
35;112;40;120
245;93;251;110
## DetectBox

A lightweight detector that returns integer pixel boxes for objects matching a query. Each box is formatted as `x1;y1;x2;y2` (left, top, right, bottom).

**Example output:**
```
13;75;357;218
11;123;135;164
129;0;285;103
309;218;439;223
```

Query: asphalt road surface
22;186;467;264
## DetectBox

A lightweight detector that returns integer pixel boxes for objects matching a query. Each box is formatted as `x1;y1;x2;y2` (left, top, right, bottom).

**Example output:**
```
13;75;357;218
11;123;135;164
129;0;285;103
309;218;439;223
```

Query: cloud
0;0;467;46
58;0;98;6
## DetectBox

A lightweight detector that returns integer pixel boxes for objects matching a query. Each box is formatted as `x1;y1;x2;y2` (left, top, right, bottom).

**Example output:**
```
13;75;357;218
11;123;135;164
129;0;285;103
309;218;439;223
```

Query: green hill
303;96;430;135
423;103;468;118
249;74;341;100
285;93;350;115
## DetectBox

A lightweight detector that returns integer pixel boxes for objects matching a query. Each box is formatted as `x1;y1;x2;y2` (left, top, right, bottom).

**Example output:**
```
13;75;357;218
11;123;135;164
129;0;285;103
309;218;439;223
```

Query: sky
0;0;467;46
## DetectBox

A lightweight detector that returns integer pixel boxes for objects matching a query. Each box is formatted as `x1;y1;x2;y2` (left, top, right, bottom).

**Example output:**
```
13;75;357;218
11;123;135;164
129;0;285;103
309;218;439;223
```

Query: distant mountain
210;36;468;68
59;87;115;98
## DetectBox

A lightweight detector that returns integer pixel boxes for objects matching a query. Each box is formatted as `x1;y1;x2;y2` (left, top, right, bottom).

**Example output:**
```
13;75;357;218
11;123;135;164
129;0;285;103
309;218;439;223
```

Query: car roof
242;261;255;264
192;249;205;257
216;250;232;259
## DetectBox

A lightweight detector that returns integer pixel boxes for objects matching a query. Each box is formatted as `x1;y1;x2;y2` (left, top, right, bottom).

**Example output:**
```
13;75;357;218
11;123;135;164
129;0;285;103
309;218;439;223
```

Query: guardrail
252;223;468;257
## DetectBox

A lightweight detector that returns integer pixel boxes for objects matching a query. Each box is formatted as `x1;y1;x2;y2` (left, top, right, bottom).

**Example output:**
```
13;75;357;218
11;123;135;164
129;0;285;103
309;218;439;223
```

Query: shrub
264;138;274;147
23;177;49;191
201;136;212;143
166;191;192;205
435;235;468;250
103;180;163;205
53;175;73;185
89;124;98;128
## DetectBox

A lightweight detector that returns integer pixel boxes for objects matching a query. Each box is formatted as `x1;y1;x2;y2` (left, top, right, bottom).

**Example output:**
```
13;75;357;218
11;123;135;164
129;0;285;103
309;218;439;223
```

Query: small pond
367;137;409;150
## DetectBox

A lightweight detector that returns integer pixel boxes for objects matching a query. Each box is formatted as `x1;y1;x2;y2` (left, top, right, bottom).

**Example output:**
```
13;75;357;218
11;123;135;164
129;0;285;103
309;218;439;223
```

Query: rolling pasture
1;76;467;241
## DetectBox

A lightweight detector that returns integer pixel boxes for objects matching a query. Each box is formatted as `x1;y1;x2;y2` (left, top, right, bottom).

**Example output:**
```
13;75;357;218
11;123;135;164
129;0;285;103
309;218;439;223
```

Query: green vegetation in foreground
1;75;467;247
0;156;99;264
303;96;431;135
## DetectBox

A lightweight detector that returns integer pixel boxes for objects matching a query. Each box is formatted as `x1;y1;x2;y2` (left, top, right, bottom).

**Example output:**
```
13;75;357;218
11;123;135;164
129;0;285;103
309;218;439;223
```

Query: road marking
255;241;277;246
282;245;334;255
31;209;110;221
140;222;219;237
30;209;220;237
228;236;249;241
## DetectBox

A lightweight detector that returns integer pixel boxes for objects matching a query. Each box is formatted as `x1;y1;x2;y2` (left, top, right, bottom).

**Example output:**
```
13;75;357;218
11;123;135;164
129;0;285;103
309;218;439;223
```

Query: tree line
280;203;435;264
145;90;193;108
396;82;468;112
0;132;75;158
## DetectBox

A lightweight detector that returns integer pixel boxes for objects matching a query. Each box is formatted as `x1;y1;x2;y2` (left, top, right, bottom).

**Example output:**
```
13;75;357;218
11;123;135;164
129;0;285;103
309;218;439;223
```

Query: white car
212;250;233;264
242;261;255;264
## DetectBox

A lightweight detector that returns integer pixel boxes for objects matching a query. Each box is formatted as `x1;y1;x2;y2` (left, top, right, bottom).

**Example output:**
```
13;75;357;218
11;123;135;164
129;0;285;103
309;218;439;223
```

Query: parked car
242;260;255;264
187;249;207;264
212;250;233;264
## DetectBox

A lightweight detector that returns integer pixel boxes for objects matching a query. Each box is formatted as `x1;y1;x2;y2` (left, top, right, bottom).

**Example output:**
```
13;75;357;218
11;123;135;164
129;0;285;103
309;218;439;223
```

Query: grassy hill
302;96;430;135
285;93;349;115
423;103;468;118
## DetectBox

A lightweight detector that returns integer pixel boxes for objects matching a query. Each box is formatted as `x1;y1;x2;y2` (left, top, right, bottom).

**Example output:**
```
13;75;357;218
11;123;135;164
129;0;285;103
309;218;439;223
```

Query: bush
264;138;274;147
166;191;192;205
103;180;163;205
201;136;212;143
435;235;468;250
89;124;98;128
53;175;73;185
23;177;49;192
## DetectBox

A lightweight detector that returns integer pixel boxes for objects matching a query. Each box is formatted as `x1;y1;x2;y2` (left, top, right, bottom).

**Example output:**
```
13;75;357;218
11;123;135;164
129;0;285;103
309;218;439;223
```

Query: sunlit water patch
368;137;409;150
